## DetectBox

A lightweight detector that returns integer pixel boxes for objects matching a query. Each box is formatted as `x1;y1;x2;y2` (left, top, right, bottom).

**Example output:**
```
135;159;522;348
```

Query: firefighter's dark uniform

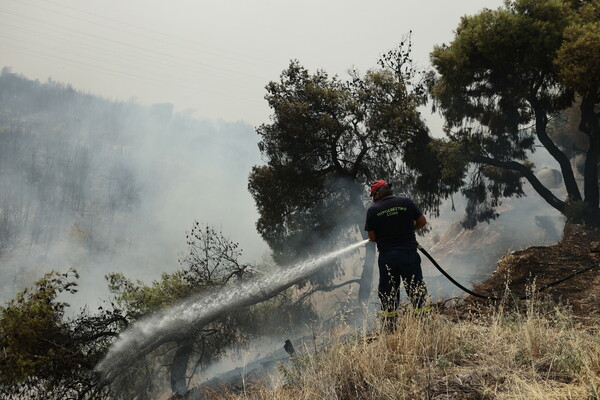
365;195;428;316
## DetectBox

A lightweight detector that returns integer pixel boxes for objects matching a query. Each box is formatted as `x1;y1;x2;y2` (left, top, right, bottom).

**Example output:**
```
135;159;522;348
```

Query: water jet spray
96;239;369;381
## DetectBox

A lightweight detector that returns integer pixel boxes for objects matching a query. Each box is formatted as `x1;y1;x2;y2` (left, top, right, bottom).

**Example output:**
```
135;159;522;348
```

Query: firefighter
364;180;429;328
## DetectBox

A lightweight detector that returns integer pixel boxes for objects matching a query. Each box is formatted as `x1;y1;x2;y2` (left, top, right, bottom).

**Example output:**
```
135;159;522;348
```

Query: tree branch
529;99;582;201
296;278;361;304
472;155;565;214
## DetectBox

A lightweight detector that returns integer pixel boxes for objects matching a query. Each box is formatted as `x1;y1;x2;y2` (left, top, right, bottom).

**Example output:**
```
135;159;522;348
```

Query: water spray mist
96;239;369;380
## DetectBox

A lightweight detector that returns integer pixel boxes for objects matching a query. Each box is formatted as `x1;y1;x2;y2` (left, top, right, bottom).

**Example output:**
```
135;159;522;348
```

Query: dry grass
206;299;600;400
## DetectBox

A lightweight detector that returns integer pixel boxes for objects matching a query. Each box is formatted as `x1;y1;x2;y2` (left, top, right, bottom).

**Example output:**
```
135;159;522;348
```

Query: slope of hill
468;223;600;319
198;223;600;400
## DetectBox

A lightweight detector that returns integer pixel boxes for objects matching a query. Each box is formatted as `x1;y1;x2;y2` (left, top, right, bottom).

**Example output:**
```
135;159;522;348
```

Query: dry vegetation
197;224;600;399
470;223;600;319
205;298;599;400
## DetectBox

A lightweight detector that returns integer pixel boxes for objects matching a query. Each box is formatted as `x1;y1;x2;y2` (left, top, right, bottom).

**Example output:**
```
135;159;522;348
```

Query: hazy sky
2;0;504;127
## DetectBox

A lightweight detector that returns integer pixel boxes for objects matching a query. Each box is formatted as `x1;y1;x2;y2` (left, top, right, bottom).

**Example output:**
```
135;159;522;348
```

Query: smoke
0;69;268;309
0;68;570;313
419;145;567;300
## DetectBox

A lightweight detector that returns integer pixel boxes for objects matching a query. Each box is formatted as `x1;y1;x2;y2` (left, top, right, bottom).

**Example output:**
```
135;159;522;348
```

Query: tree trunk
583;134;599;210
170;339;193;395
581;95;600;216
532;102;582;201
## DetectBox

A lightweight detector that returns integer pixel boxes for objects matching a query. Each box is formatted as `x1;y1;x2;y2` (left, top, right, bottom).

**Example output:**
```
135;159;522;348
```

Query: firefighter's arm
368;231;377;242
414;215;427;230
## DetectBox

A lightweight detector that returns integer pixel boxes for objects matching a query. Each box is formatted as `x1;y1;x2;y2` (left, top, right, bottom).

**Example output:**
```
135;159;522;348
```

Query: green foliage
0;269;122;399
556;1;600;93
428;0;600;227
431;0;567;144
427;140;469;183
0;269;79;383
249;40;442;269
106;271;191;317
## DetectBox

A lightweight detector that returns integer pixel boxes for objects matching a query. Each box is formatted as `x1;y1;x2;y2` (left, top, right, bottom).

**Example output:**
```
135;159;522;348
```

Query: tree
0;223;313;399
105;222;261;396
0;269;124;399
428;0;600;227
248;42;452;305
555;0;600;212
101;222;315;397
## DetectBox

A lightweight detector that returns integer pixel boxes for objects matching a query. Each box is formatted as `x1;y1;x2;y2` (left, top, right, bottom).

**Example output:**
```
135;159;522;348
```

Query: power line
0;18;265;90
0;8;269;82
0;41;264;106
12;0;278;71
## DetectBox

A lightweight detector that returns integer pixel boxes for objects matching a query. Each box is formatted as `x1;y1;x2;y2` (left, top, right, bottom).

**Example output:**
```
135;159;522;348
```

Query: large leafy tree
429;0;600;227
249;44;457;304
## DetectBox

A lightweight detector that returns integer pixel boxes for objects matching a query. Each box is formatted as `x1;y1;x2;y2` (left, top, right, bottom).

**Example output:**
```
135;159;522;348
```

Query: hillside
0;69;264;304
468;223;600;320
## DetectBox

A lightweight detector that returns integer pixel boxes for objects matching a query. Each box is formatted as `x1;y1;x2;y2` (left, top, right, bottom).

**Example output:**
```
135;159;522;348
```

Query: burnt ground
463;223;600;321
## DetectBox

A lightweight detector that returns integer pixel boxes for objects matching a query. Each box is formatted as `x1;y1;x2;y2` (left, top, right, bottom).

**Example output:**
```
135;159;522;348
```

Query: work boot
379;310;399;332
413;304;433;318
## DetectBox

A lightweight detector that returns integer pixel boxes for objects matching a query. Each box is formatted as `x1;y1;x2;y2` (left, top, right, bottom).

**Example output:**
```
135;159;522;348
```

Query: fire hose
417;244;600;301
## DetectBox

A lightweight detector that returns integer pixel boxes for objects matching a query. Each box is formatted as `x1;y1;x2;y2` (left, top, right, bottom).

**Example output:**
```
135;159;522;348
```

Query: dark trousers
377;249;427;311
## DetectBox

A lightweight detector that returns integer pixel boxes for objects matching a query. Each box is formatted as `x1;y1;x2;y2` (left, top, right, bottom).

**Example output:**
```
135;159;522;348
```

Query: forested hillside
0;67;265;302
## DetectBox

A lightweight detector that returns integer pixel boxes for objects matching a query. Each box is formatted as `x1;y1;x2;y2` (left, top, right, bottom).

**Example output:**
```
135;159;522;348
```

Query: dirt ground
461;223;600;321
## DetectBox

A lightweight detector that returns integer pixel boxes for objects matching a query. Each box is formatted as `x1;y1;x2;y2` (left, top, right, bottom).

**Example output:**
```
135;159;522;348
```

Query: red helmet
369;180;391;197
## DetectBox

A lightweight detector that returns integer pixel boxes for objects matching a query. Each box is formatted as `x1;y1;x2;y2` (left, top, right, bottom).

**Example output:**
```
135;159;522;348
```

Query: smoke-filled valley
0;68;268;307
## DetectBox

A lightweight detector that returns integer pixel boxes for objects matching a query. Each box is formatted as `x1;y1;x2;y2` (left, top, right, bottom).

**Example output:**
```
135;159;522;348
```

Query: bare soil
465;223;600;320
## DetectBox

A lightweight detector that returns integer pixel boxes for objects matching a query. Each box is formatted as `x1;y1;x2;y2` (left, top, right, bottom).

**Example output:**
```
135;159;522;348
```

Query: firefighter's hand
414;215;427;230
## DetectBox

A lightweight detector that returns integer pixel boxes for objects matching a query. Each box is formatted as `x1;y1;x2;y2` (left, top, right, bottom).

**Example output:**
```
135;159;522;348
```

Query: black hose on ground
417;244;600;301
